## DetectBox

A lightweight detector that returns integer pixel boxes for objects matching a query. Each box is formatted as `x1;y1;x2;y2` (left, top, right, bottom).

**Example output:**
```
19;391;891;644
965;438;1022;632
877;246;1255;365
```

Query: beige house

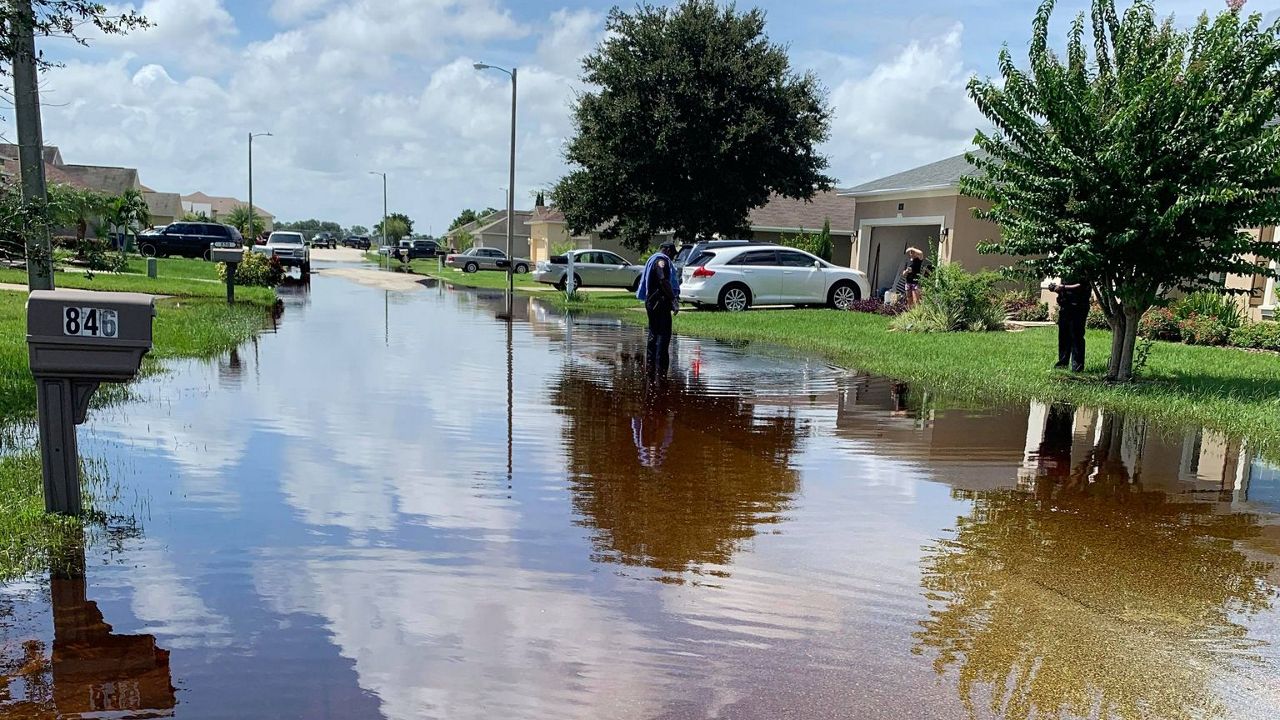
181;192;275;231
839;152;1012;294
444;210;532;255
1226;227;1280;321
524;206;636;263
745;190;856;249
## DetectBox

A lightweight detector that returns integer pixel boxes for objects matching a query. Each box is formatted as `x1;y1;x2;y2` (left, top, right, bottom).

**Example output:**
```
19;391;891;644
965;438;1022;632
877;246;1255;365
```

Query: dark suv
310;232;337;249
403;239;442;259
343;235;371;249
140;222;242;260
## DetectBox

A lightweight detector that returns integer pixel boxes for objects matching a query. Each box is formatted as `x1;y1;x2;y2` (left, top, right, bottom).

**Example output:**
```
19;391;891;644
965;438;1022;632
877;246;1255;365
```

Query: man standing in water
1048;273;1090;372
637;240;680;377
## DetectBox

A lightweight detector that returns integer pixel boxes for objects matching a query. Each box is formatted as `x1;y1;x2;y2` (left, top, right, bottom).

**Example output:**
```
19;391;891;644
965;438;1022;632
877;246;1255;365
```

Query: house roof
0;143;62;166
525;205;566;225
182;191;274;219
842;151;987;197
748;190;855;233
58;164;140;195
143;191;182;221
448;209;532;237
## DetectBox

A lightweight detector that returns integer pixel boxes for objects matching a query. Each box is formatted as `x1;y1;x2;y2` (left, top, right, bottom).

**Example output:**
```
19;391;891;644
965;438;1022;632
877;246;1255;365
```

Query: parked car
673;239;758;270
343;235;371;249
680;245;869;311
138;222;242;260
253;231;312;273
445;247;531;274
532;249;643;291
310;232;337;249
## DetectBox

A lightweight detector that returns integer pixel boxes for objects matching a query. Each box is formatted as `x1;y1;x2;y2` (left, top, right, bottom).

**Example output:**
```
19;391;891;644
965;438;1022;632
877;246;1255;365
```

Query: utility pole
474;62;518;308
11;0;53;290
369;171;388;270
248;132;271;245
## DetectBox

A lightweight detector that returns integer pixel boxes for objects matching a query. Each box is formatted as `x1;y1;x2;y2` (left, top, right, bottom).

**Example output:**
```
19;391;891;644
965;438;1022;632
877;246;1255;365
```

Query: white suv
680;245;869;311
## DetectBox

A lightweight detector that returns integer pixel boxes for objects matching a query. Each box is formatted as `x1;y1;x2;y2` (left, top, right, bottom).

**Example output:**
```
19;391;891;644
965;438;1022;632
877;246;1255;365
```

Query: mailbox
209;246;244;264
27;289;155;515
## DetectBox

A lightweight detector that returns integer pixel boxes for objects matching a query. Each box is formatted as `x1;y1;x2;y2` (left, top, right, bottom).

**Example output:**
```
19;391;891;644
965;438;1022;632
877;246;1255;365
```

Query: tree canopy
448;208;498;230
375;212;413;240
552;0;833;250
274;218;344;240
0;1;149;73
962;0;1280;381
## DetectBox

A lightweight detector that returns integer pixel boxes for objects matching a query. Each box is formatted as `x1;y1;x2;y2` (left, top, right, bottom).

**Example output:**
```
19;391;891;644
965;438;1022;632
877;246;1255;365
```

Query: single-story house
445;210;532;255
140;185;183;227
1226;228;1279;321
181;192;275;231
838;152;1012;295
522;190;856;265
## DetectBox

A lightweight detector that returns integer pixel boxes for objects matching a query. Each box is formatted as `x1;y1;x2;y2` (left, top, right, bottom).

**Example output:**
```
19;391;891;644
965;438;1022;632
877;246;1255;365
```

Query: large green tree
447;208;497;231
962;0;1280;381
274;218;344;239
374;212;413;240
553;0;833;250
0;2;148;74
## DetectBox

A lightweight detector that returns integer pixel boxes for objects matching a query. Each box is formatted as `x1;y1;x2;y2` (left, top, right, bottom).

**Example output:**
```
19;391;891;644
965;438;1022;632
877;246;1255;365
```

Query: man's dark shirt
1058;278;1091;311
645;255;675;310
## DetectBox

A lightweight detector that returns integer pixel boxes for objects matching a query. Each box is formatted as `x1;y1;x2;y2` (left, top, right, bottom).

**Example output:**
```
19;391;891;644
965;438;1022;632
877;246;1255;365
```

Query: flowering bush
1086;303;1110;329
1178;313;1231;346
217;251;283;287
847;298;907;316
1138;307;1180;341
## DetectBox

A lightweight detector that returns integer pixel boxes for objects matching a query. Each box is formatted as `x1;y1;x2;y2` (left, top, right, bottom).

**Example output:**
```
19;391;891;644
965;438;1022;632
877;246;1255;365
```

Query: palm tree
107;188;151;252
225;204;264;241
47;184;110;241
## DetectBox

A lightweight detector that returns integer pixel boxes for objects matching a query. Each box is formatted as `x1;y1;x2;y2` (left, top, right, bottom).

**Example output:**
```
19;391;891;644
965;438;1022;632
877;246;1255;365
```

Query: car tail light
691;266;715;278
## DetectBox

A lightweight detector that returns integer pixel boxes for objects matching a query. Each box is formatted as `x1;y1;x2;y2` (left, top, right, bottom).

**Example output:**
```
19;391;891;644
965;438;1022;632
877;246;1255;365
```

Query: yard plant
963;0;1280;381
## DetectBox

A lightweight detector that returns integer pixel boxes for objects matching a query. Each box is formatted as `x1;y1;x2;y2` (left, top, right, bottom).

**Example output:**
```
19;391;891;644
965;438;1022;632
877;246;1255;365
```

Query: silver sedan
445;247;531;274
533;249;644;290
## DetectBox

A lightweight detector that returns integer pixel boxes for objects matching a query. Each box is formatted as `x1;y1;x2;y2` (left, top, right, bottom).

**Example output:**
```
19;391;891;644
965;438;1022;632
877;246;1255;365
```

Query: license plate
63;307;119;338
211;240;238;248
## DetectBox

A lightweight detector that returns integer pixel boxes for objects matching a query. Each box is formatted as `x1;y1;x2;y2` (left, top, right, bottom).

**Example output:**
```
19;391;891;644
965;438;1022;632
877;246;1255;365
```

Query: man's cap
659;240;677;250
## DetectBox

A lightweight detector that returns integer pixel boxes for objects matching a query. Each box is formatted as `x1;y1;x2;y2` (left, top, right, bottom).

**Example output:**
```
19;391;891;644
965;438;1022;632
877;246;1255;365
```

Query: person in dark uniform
1049;273;1090;372
641;241;679;377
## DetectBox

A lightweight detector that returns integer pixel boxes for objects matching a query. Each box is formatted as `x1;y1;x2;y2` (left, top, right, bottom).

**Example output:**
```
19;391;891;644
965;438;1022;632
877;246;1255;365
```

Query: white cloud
101;0;239;74
270;0;338;24
825;23;985;185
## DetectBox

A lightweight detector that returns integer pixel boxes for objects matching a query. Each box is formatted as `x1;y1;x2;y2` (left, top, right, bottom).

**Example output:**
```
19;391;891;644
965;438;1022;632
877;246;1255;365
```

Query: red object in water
691;266;715;278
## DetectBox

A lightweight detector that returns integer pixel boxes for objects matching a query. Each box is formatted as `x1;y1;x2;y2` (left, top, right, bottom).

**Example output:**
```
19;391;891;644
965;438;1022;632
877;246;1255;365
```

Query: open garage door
867;225;938;296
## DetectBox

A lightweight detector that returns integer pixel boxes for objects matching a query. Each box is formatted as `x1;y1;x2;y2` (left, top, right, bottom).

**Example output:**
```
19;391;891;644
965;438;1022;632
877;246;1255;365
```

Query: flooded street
3;268;1280;719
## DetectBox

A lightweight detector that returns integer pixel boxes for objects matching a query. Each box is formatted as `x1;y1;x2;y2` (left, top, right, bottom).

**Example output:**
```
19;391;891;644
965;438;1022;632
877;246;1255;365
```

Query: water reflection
554;357;802;575
0;547;175;719
915;404;1277;720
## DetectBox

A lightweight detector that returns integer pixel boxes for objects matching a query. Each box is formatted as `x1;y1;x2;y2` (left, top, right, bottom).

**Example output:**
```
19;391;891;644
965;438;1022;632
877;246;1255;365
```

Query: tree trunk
1114;308;1142;382
1106;312;1127;380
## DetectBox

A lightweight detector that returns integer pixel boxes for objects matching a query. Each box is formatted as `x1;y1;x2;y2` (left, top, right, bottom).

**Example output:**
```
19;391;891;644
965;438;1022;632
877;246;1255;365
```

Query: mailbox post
27;290;155;515
210;244;245;304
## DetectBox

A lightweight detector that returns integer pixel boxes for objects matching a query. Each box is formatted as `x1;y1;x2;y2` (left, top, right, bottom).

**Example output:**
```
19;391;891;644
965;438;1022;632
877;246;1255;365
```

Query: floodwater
3;267;1280;720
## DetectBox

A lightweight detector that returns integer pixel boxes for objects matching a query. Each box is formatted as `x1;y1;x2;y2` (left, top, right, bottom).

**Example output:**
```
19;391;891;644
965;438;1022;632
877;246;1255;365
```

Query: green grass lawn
0;263;277;305
0;287;274;580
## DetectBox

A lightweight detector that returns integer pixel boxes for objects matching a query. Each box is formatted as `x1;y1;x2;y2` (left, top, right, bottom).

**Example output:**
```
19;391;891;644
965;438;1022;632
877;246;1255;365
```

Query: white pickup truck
253;231;312;274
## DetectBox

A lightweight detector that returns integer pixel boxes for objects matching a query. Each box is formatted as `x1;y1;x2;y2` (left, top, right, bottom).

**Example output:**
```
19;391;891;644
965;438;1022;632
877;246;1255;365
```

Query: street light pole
248;132;272;245
369;171;388;270
475;62;518;307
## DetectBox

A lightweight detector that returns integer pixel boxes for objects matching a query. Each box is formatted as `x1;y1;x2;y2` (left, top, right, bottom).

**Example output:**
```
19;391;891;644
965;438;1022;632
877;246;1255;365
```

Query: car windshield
688;251;716;267
269;233;304;245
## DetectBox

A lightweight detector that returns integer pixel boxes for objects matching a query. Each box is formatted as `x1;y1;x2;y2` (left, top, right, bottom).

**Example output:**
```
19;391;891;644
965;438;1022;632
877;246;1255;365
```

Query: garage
865;224;939;297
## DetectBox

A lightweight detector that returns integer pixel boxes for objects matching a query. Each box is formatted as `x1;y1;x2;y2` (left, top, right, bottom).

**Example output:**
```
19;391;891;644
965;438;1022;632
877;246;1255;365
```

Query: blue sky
17;0;1280;231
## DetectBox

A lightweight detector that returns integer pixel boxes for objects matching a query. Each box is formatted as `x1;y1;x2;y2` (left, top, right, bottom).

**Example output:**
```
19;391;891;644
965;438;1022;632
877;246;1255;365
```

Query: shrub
217;251;283;287
1229;321;1280;351
1174;291;1244;329
1000;291;1049;321
1086;303;1110;330
890;264;1005;332
71;238;127;272
1178;313;1231;346
848;298;907;316
1138;307;1180;341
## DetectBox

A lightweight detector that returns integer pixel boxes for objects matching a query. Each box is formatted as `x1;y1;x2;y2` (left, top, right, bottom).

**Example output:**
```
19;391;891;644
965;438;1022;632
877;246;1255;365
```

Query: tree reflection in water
915;406;1277;720
553;359;802;576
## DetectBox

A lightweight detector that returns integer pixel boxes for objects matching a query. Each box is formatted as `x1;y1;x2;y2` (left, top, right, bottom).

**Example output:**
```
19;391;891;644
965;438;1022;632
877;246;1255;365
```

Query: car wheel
719;284;751;312
464;261;479;273
140;243;157;258
515;263;529;274
202;249;212;261
828;281;861;310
